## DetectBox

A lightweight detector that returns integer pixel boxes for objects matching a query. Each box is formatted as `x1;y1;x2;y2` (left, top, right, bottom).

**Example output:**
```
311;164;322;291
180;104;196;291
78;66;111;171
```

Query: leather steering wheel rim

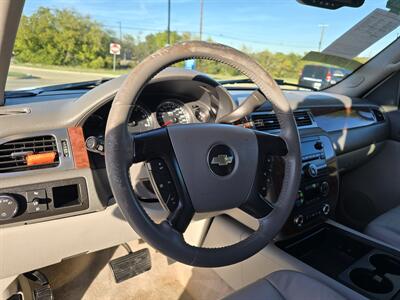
105;41;301;267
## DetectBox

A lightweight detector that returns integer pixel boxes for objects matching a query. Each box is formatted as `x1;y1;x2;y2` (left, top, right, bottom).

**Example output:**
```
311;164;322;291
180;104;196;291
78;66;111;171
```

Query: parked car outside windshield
299;65;352;90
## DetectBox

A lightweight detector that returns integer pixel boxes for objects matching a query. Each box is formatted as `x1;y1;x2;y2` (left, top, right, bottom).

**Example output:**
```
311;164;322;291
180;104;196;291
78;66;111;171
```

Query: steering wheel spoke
167;201;195;233
131;128;195;232
131;128;172;163
240;191;274;219
255;131;288;156
147;157;195;232
240;133;287;219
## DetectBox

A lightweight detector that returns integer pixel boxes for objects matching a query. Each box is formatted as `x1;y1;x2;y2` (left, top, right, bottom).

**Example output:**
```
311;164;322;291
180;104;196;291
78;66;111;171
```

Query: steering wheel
105;41;301;267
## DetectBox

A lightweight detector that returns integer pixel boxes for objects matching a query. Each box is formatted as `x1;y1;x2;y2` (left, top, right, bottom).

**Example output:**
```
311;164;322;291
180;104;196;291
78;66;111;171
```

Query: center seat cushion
223;270;347;300
365;206;400;249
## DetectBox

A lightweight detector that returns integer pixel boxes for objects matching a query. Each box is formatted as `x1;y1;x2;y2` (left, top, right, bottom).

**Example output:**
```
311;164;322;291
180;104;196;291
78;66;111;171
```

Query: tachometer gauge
128;105;153;133
156;101;190;127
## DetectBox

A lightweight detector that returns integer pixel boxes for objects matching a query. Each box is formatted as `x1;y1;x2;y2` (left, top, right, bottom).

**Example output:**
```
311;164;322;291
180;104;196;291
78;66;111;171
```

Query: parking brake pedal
23;270;54;300
109;247;152;283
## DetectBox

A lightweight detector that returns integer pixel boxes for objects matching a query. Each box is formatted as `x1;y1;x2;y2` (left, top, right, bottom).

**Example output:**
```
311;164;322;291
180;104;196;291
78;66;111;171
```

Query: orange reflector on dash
26;152;57;166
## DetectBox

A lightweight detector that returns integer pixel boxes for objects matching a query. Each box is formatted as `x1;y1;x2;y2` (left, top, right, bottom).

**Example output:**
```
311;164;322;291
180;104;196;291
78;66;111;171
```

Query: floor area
39;240;233;300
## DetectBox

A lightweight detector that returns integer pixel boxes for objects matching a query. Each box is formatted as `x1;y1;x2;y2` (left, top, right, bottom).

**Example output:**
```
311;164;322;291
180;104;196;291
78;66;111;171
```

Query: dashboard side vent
294;110;313;127
252;110;313;131
372;109;385;122
0;136;59;173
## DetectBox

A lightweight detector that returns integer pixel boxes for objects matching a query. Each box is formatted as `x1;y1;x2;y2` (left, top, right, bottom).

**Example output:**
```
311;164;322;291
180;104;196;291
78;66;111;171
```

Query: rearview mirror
297;0;365;10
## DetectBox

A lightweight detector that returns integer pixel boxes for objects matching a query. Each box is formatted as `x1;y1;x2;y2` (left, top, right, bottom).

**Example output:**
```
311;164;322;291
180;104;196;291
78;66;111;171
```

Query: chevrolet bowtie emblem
211;154;234;166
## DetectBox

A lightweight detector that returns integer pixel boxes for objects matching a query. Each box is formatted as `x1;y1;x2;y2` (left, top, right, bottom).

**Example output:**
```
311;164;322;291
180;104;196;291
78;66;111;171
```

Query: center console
281;134;339;235
274;133;400;299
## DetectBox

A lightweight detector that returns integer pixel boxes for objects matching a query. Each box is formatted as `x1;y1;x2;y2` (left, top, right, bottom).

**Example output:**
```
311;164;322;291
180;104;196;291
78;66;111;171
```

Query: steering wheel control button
26;189;47;202
148;159;178;211
259;156;274;197
208;144;235;176
0;195;19;220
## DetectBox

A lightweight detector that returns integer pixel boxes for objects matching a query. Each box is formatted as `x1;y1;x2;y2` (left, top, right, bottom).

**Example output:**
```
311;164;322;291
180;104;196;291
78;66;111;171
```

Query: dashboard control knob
314;141;324;150
0;194;19;220
322;204;331;215
305;163;318;178
294;214;304;227
86;136;104;155
320;181;330;196
86;136;98;150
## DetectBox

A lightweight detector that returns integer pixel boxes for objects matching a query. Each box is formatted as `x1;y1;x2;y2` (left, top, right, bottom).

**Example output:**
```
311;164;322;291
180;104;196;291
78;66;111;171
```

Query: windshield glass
5;0;400;91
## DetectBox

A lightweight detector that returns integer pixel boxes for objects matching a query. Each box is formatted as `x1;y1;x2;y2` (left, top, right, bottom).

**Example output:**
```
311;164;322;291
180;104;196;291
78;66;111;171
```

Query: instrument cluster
128;99;213;133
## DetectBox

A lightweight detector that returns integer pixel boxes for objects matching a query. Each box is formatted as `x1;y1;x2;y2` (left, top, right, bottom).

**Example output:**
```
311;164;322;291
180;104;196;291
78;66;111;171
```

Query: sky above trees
21;0;396;56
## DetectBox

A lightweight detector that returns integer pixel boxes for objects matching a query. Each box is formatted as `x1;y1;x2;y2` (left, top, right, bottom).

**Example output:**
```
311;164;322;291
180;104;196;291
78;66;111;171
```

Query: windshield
5;0;400;91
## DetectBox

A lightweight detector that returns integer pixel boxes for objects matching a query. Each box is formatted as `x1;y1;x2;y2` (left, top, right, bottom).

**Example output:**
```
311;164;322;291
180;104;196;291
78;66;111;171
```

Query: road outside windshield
5;0;400;91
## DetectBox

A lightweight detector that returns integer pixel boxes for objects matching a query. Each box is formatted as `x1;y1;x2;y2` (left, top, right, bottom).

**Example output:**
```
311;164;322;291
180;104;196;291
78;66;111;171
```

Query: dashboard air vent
0;136;59;173
252;110;313;131
294;110;313;127
252;113;280;131
372;109;385;122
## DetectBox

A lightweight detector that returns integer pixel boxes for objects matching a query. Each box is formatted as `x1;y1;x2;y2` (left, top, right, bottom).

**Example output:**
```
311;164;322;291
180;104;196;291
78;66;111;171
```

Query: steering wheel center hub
167;124;258;213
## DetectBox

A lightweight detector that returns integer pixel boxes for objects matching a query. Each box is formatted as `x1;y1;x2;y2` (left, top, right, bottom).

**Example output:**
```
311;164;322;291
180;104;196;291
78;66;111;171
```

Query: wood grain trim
68;127;90;169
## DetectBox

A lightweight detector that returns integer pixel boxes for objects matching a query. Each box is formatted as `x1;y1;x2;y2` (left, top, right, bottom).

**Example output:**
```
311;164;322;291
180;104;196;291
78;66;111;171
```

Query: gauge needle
163;120;173;127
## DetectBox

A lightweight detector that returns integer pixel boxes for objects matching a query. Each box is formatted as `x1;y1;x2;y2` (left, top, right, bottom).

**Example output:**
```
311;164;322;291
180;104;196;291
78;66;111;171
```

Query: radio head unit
289;135;338;233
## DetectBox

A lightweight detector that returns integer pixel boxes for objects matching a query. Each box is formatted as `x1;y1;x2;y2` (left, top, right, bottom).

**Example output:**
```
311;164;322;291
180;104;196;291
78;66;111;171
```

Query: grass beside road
10;63;126;77
8;71;30;79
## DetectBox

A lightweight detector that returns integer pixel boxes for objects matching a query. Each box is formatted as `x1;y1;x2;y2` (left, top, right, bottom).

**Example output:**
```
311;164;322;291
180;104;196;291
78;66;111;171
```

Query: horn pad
167;124;258;213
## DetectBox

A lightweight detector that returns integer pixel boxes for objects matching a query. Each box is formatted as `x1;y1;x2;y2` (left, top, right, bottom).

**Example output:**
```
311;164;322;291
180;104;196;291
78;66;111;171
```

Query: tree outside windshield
6;0;400;91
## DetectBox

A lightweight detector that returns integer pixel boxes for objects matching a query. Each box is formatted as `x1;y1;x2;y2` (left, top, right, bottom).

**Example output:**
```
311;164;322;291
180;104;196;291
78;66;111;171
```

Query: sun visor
302;51;362;70
322;8;400;59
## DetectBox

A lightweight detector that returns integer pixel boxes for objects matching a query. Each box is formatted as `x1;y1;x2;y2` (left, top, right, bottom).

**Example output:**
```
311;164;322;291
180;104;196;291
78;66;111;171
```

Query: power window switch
27;199;48;213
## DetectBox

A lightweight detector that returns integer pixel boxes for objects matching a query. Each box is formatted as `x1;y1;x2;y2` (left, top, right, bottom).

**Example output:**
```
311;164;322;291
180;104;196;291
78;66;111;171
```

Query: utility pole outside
118;21;124;62
199;0;204;41
118;21;122;43
167;0;171;45
318;24;328;52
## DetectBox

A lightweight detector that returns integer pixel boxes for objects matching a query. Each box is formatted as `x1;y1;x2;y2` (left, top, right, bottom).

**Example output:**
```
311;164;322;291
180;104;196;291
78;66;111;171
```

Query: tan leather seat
365;206;400;249
223;270;348;300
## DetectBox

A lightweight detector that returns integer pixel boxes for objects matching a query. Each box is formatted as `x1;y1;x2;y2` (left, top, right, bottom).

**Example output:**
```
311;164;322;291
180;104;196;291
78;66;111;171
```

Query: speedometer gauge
156;101;190;127
128;105;153;133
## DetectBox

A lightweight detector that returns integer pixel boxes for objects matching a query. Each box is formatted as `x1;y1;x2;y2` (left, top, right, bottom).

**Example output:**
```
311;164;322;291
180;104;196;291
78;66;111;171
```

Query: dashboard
0;67;391;280
0;69;389;224
80;75;389;236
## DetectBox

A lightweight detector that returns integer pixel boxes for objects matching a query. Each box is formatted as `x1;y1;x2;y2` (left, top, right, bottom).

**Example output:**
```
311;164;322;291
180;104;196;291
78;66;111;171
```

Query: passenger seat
365;206;400;249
